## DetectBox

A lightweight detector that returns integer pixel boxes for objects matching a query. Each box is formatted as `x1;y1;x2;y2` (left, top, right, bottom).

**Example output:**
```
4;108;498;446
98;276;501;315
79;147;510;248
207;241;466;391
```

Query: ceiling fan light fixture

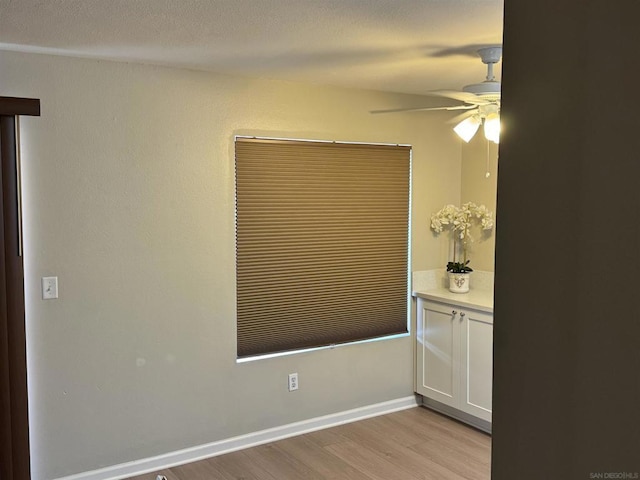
453;115;481;143
483;112;500;144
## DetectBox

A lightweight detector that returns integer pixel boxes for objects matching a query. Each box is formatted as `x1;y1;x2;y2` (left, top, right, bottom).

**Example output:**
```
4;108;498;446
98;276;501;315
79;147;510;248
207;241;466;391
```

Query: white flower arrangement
430;202;494;271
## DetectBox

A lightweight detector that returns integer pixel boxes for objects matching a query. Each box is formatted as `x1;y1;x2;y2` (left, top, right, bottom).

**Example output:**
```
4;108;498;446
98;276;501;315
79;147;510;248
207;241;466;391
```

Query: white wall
461;135;498;272
0;50;461;479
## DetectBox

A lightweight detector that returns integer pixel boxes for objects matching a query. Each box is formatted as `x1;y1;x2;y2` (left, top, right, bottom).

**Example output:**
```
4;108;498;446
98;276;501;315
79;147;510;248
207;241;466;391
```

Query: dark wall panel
493;2;640;478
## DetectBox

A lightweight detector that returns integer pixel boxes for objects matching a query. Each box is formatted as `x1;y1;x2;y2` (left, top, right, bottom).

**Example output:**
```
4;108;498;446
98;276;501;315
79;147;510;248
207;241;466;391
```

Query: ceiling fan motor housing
462;81;501;100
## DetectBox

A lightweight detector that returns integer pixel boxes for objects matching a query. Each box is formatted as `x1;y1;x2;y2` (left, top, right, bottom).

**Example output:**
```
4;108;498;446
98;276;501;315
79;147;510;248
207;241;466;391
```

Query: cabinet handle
460;312;466;318
451;310;457;315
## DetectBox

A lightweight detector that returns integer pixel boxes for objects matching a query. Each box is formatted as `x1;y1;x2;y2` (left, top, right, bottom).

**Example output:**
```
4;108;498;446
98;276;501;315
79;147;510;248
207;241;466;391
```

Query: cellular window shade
235;137;410;358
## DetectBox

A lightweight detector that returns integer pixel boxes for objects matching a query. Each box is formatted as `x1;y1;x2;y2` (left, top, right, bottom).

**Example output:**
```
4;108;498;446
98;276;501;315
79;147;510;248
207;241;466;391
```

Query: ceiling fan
371;46;502;143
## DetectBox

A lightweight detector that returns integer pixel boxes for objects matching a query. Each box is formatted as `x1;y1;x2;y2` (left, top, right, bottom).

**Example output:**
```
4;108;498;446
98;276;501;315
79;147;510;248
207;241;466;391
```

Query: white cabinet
416;297;493;425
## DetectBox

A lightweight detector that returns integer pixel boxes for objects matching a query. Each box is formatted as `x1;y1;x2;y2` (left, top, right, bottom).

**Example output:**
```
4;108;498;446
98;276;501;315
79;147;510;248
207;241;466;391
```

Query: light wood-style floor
128;406;491;480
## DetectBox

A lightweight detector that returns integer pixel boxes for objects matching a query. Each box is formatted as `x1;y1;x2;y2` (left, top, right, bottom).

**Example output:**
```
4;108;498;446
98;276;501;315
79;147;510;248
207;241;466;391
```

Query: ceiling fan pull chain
486;139;491;178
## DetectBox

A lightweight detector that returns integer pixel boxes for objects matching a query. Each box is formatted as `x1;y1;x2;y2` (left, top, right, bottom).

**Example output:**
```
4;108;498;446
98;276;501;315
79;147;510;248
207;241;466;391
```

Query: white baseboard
54;395;420;480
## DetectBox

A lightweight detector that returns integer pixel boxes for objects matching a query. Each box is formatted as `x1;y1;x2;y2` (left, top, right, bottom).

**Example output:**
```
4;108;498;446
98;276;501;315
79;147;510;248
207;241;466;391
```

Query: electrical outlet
288;372;299;391
42;276;59;299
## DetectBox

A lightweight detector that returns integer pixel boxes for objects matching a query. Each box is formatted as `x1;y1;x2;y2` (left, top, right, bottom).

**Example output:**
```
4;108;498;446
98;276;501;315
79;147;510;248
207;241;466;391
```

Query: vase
448;272;470;293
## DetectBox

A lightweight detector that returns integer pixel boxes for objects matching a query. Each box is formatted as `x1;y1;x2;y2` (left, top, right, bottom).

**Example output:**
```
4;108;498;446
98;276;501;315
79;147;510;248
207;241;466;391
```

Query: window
235;137;411;358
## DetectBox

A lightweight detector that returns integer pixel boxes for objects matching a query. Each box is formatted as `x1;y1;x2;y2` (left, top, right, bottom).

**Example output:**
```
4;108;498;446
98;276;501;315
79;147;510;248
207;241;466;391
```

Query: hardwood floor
127;406;491;480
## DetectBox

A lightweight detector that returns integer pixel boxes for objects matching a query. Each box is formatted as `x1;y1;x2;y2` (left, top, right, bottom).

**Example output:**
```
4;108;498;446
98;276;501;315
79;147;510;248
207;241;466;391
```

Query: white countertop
412;287;494;313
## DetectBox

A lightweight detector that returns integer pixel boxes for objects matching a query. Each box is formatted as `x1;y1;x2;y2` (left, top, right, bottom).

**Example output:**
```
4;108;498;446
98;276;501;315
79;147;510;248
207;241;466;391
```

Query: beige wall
0;50;462;478
461;134;498;272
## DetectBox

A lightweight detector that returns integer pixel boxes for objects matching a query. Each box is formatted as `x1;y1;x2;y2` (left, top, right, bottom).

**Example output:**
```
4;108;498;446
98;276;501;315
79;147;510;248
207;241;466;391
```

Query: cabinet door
459;309;493;422
416;299;460;408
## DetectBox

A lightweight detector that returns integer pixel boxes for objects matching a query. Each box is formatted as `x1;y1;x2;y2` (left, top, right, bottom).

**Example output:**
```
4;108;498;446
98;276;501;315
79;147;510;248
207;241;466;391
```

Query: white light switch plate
42;276;58;299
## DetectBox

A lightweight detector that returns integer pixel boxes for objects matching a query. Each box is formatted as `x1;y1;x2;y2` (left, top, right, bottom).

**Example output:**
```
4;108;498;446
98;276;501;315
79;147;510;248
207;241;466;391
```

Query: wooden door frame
0;96;40;480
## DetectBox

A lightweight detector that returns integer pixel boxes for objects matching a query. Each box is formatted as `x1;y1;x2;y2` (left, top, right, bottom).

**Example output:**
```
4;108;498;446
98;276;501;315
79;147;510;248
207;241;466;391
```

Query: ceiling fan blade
370;104;477;114
424;90;490;105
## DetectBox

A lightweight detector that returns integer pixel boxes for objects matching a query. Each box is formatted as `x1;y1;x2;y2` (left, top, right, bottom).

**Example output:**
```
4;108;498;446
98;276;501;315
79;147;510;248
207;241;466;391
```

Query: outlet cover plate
288;373;298;391
42;276;58;299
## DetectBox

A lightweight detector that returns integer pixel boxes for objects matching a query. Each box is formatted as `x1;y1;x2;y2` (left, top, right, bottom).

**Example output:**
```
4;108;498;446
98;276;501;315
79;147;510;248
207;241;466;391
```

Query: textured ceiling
0;0;504;96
